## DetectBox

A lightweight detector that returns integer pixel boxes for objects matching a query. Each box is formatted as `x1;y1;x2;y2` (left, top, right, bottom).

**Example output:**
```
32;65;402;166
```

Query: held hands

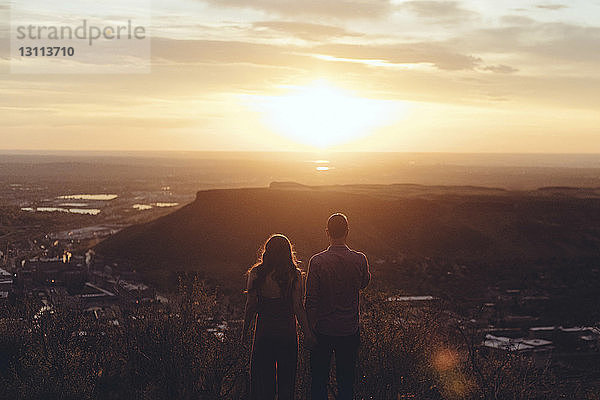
304;330;318;349
240;329;250;345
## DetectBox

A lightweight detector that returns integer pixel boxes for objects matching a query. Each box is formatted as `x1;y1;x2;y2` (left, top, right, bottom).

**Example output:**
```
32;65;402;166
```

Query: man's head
326;213;349;243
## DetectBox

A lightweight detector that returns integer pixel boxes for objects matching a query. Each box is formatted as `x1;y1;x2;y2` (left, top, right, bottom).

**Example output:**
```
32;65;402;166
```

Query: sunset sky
1;0;599;152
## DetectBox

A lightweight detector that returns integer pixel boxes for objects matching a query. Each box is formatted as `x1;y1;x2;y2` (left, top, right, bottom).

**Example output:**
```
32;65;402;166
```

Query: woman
242;234;316;400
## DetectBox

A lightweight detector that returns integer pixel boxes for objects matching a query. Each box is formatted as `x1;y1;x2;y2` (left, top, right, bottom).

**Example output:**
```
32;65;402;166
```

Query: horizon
2;150;600;172
2;149;600;155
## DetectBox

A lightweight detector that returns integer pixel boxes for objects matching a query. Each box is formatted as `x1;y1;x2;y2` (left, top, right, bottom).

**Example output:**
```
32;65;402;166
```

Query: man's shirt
304;244;370;336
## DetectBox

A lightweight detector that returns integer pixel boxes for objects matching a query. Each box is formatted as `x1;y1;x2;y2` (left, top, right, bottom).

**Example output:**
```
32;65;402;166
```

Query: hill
95;183;600;278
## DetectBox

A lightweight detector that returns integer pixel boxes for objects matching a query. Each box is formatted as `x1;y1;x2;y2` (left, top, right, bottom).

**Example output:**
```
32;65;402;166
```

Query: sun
248;80;401;149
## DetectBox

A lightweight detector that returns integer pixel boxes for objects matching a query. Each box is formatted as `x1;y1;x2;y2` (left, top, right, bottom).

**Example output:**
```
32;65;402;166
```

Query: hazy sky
1;0;599;152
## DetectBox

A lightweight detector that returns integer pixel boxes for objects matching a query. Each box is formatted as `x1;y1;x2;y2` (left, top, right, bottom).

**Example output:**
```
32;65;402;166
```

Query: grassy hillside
95;183;600;273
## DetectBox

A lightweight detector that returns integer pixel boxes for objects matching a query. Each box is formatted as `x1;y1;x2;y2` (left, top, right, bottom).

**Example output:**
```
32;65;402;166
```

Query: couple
242;213;371;400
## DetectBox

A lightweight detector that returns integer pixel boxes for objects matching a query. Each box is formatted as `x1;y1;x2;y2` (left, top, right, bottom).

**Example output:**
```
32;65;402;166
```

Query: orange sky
1;0;599;152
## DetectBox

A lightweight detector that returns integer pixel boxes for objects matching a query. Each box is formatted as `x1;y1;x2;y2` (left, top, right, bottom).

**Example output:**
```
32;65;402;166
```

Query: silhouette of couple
242;213;371;400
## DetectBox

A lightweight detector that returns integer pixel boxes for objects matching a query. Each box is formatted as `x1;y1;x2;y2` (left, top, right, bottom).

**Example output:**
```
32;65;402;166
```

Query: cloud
399;1;478;24
201;0;392;19
456;22;600;64
252;21;363;41
481;64;518;74
150;37;482;72
536;4;568;10
500;15;536;26
150;38;302;66
531;24;600;62
314;42;481;70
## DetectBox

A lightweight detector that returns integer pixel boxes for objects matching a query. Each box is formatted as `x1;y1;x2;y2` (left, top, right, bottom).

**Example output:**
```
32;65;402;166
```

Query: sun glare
248;81;402;149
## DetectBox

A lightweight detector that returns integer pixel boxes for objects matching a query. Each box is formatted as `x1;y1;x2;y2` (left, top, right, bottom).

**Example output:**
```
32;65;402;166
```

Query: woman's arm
241;270;258;342
292;271;316;346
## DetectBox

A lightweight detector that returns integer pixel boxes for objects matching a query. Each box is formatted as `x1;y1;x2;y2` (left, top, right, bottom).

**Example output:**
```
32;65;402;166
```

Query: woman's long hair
247;234;298;298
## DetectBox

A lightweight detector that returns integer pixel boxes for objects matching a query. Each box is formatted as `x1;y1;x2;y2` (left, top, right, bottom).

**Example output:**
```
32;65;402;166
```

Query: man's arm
304;256;319;332
360;253;371;289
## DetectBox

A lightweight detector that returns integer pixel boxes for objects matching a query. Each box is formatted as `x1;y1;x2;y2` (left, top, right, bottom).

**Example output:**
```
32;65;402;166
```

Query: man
305;213;371;400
